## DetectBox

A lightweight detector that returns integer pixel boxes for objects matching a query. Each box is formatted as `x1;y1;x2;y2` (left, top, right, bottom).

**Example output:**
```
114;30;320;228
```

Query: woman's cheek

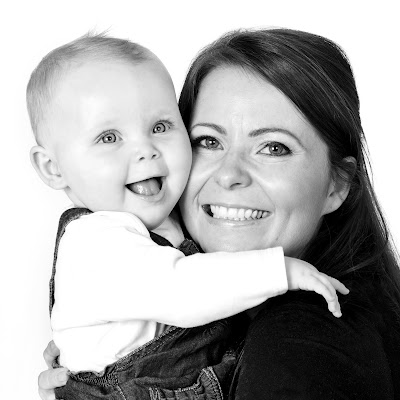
179;183;200;240
181;152;213;207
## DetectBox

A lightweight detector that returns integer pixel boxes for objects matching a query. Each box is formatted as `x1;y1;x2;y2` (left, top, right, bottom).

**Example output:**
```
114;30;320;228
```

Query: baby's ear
30;145;67;190
323;156;356;215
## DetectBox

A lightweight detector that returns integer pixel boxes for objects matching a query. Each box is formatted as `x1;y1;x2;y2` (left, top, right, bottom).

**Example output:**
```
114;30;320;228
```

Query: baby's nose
132;139;160;162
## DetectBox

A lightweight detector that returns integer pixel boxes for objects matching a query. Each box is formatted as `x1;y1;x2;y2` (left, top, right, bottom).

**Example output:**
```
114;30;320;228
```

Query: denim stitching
116;384;128;400
72;371;118;387
148;387;161;400
203;367;223;399
149;367;223;399
173;378;202;392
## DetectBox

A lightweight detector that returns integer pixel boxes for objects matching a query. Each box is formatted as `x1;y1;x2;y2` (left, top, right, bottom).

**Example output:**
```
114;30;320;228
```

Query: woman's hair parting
26;32;152;143
179;28;400;313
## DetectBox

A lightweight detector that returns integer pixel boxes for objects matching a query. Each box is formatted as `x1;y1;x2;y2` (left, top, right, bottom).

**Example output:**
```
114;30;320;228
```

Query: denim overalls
51;208;247;399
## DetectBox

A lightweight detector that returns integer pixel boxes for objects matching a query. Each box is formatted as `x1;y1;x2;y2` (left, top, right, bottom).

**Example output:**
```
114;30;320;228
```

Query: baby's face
44;59;192;230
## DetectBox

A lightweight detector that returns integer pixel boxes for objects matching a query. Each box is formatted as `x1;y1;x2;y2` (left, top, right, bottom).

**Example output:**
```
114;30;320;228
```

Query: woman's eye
192;136;222;150
153;122;170;133
259;142;290;156
100;132;118;143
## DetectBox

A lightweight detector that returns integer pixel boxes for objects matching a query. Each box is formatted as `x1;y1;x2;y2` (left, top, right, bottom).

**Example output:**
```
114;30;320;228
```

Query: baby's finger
328;277;350;295
316;276;343;317
307;276;342;317
38;368;68;391
312;273;337;300
327;295;342;318
43;340;60;368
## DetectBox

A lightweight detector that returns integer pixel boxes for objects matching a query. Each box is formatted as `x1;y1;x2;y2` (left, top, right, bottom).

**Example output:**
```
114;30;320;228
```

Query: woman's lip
201;208;268;227
202;204;271;221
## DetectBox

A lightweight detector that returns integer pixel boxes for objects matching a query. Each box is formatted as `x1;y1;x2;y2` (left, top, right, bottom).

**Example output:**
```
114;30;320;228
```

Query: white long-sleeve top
51;211;287;373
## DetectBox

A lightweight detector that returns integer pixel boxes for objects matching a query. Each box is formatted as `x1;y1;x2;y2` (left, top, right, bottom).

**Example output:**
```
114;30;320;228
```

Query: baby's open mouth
203;204;270;220
126;177;163;196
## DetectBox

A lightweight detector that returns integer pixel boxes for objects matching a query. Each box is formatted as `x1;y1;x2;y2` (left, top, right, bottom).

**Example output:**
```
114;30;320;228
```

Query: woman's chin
198;233;270;253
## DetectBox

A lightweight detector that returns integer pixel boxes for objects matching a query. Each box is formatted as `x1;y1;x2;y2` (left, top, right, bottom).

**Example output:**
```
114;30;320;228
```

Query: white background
1;1;399;398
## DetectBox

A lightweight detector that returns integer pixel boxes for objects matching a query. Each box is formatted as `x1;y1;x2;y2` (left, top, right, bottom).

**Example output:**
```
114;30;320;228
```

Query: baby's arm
52;211;346;331
52;211;287;329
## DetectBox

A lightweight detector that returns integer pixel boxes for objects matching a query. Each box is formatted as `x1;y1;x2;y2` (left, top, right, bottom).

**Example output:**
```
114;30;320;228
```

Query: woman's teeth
210;205;269;220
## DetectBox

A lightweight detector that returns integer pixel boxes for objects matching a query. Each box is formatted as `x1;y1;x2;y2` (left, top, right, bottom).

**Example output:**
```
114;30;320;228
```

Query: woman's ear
323;156;356;215
30;145;67;190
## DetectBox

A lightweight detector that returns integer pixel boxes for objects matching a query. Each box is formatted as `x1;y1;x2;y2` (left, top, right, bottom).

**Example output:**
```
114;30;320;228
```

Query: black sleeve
231;291;395;400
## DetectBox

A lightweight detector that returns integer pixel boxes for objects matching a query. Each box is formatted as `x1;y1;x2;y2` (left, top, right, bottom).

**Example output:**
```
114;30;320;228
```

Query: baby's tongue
127;178;161;196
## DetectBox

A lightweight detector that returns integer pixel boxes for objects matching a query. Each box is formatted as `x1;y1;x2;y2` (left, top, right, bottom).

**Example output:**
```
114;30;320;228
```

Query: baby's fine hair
26;32;153;143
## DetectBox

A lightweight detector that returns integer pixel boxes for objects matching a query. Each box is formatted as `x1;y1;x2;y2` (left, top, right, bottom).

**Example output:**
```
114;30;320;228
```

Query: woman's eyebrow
249;127;304;147
190;124;303;146
249;127;295;138
190;123;227;135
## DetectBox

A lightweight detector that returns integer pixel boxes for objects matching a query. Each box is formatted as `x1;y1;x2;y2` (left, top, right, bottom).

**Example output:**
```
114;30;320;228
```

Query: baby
27;33;348;399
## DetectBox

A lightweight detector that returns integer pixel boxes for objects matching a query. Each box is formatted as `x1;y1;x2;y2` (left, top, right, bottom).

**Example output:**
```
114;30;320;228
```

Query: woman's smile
202;204;270;221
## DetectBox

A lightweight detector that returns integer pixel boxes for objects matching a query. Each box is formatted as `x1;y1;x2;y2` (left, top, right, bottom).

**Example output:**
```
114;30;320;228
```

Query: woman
39;28;400;399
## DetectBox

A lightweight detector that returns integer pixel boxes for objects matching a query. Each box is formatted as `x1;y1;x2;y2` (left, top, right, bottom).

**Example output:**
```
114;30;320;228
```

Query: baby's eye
153;121;171;134
192;136;222;150
100;132;118;144
259;142;291;156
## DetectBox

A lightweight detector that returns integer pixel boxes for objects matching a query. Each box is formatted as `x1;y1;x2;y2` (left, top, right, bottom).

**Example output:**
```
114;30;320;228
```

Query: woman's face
179;67;339;256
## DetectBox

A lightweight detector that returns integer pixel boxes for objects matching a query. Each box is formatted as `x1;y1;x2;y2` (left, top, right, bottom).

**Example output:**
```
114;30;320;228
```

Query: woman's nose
213;152;252;190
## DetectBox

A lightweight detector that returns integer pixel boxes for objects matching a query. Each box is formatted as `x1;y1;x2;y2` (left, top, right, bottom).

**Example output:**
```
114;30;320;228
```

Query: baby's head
28;33;192;230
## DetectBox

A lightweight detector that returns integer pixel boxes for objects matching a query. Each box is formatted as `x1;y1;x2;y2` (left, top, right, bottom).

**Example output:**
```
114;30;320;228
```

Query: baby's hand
285;257;349;318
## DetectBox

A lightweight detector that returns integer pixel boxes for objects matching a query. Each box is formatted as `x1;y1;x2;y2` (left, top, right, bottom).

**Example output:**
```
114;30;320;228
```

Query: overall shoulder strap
49;208;92;314
149;231;202;256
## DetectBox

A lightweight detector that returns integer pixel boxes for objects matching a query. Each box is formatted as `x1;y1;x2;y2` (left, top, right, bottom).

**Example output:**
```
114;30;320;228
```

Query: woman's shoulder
252;288;385;327
246;290;390;363
232;291;397;399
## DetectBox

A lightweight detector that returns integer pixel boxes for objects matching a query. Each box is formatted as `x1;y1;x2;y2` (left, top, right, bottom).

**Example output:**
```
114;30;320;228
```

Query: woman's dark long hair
179;28;400;319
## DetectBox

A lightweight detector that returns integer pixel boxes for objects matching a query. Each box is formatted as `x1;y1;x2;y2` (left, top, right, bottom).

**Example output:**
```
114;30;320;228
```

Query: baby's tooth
251;210;258;219
238;209;245;219
262;211;268;218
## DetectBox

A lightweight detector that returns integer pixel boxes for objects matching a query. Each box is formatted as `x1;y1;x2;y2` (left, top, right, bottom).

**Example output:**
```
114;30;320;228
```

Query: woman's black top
231;290;400;399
